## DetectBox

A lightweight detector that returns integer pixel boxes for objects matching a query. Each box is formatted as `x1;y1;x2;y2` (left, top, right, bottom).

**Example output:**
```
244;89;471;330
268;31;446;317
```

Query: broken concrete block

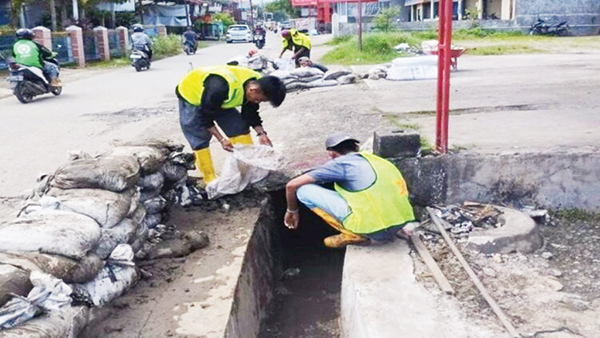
467;207;543;254
373;129;421;159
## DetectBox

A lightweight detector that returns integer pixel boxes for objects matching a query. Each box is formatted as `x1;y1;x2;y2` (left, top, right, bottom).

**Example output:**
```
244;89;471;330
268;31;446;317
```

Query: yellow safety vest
335;152;415;234
177;65;262;107
282;29;311;50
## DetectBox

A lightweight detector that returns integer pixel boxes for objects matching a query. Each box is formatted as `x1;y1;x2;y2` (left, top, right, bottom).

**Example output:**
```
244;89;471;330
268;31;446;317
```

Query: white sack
206;145;283;200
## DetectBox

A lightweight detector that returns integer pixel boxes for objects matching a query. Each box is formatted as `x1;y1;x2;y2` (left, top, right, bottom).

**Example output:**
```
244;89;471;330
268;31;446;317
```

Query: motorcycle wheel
135;61;143;72
185;48;192;55
14;83;33;104
51;86;62;96
557;28;569;37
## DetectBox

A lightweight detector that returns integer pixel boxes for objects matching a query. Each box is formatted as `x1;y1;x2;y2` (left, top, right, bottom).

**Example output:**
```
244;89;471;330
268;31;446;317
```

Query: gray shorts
178;98;250;150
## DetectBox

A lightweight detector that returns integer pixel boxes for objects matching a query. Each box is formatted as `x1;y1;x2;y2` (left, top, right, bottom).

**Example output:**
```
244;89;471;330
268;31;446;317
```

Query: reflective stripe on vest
177;65;262;107
282;29;311;50
334;152;415;234
13;40;42;68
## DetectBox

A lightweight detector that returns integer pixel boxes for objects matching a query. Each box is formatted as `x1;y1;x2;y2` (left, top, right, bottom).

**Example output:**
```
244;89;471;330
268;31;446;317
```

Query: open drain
257;190;343;338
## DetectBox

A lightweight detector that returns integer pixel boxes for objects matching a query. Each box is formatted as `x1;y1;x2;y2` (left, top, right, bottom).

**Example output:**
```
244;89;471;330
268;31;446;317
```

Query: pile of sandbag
0;139;196;335
270;67;359;92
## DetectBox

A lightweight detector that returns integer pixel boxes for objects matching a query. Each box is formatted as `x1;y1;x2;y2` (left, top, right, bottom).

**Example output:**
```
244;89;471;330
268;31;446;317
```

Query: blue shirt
307;153;376;192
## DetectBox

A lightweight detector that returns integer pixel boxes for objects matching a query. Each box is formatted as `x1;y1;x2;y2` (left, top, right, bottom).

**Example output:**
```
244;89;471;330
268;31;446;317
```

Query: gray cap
325;132;359;149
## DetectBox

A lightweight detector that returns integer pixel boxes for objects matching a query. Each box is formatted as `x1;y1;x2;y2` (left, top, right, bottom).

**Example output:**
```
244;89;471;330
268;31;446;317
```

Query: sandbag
324;69;352;81
305;79;339;88
111;138;184;156
291;67;324;77
93;219;137;260
0;252;103;284
294;75;323;83
127;189;141;218
73;245;138;307
285;82;308;92
206;145;283;199
137;172;165;192
0;272;72;330
143;214;162;229
274;59;295;72
100;146;167;175
0;210;101;260
143;196;167;215
44;188;132;228
139;189;160;203
50;156;140;192
0;265;32;308
0;305;89;338
269;70;292;79
129;205;147;227
160;162;188;183
337;74;358;85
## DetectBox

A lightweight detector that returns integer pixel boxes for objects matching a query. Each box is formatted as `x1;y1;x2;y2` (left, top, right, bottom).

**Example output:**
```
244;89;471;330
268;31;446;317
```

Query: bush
152;34;182;59
214;12;236;31
373;7;400;33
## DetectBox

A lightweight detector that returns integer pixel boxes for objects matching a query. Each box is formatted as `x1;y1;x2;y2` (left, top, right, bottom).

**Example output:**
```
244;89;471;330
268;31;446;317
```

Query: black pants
294;47;310;67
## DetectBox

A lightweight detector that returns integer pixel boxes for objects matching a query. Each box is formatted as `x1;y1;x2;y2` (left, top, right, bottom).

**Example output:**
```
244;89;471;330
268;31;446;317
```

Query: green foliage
213;12;236;31
0;25;14;34
152;34;182;59
265;0;298;19
373;7;400;33
553;209;600;223
467;44;543;55
452;28;524;39
328;35;352;45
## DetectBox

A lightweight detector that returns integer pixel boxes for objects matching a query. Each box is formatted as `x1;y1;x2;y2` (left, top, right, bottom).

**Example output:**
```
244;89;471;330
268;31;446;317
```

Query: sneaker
323;233;369;248
50;79;62;87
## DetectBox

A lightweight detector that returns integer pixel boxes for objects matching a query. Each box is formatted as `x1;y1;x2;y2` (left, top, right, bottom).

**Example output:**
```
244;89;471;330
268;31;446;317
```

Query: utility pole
357;0;362;51
137;0;144;24
249;0;254;27
72;0;79;21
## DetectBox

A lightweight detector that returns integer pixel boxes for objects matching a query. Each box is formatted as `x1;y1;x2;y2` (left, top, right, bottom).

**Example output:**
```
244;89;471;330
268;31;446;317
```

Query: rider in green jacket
12;28;61;86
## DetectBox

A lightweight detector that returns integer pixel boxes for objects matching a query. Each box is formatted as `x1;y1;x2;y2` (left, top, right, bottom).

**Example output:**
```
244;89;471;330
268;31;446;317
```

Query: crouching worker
284;132;416;248
176;65;286;185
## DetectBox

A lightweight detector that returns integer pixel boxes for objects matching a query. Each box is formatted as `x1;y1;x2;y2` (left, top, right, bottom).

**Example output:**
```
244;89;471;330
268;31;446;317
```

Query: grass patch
323;29;600;65
153;34;183;59
83;57;130;69
553;209;600;223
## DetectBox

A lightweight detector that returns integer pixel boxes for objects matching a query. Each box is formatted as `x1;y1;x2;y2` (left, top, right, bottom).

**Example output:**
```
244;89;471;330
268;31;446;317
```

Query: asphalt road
0;32;287;197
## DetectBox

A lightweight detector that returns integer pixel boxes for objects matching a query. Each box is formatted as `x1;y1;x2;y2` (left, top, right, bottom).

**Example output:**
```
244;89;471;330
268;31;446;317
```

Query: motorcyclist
11;28;61;87
183;26;198;51
254;25;266;39
130;24;153;60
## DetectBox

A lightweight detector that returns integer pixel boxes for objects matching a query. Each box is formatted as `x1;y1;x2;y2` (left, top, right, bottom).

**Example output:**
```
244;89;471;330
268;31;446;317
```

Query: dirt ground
412;212;600;338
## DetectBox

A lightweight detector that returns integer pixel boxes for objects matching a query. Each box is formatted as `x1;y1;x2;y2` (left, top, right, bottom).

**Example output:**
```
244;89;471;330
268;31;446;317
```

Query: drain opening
258;189;344;338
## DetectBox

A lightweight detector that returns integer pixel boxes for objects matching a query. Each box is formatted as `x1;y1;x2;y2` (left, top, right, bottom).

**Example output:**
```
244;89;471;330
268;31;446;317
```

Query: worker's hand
220;139;234;152
284;211;299;230
259;134;273;147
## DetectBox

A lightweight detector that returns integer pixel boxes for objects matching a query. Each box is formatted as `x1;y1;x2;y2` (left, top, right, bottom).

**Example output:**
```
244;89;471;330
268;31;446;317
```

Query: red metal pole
436;0;453;153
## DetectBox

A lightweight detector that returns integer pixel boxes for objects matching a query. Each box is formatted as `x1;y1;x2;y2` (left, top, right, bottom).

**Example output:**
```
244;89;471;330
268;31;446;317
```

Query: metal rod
435;0;453;153
427;207;520;338
411;233;455;295
357;0;362;52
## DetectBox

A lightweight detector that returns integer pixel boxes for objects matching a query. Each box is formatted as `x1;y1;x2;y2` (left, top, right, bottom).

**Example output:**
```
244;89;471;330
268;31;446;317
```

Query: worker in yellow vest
279;29;311;67
284;132;416;248
176;65;286;185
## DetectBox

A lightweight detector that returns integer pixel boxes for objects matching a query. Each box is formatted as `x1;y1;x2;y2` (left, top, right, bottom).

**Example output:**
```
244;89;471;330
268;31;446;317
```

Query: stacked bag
270;67;359;92
0;139;195;336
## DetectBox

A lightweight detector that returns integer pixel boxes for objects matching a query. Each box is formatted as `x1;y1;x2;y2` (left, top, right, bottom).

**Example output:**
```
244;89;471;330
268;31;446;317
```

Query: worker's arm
241;103;272;146
292;47;307;60
200;75;234;151
284;174;316;229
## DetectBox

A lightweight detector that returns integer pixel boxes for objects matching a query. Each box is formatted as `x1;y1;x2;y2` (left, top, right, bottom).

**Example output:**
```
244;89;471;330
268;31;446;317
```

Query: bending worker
284;132;416;248
176;65;286;185
279;29;311;67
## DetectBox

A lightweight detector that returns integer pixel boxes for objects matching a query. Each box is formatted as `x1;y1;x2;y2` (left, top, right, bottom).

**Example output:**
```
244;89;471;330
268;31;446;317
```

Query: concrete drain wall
225;190;343;338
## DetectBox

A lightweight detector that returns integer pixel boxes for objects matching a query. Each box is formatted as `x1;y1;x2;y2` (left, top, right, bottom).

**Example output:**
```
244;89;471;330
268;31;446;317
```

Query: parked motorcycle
253;34;265;50
183;40;197;55
6;56;62;104
530;18;570;36
130;48;151;72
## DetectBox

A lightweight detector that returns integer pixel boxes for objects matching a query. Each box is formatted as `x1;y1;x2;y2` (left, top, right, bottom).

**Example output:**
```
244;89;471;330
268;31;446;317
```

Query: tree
213;12;235;31
265;0;298;19
373;7;400;33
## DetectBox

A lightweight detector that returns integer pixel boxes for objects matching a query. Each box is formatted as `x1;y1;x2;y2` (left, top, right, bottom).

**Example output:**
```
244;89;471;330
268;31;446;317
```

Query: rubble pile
270;68;359;92
0;139;201;336
424;202;506;239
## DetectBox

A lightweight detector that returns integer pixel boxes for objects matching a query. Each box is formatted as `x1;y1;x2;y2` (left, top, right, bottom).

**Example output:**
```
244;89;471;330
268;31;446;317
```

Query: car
226;25;253;43
281;21;293;30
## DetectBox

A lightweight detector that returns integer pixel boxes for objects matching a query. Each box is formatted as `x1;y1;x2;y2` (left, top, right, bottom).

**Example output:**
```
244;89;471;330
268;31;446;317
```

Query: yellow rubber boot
311;208;369;248
194;148;217;185
229;133;253;145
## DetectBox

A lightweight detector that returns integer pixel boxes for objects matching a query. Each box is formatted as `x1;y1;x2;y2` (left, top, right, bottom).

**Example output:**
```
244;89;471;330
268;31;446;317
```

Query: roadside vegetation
323;29;600;65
